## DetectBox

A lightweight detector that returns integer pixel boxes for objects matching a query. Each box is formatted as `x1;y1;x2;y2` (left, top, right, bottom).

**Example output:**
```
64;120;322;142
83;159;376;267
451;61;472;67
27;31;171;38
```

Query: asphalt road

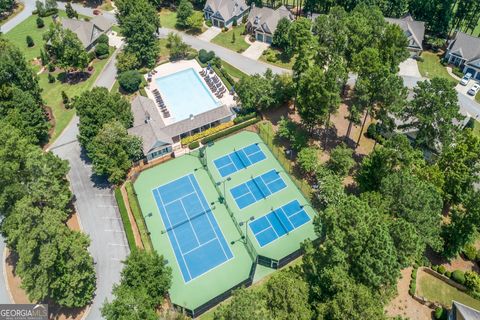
49;117;129;320
0;0;35;33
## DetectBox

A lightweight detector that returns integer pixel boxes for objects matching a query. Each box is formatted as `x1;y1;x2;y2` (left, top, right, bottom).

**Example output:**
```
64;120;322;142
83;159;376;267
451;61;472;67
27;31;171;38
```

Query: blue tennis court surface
153;174;233;283
230;170;287;209
249;200;311;247
213;143;266;177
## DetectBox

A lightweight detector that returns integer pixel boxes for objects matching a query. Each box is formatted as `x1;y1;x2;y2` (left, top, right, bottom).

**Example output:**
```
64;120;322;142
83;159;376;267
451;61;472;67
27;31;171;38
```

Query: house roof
128;96;173;155
453;301;480;320
447;31;480;62
61;16;113;48
204;0;248;22
247;5;293;35
385;14;425;51
128;96;234;154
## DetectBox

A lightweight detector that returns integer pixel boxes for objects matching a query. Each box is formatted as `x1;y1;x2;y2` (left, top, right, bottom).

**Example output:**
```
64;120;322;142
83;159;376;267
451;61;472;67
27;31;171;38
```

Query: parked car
93;9;101;15
467;83;480;96
460;73;472;85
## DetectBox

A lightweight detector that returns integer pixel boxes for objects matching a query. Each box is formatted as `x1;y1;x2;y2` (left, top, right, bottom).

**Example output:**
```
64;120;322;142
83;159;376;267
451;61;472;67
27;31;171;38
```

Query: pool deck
145;60;235;126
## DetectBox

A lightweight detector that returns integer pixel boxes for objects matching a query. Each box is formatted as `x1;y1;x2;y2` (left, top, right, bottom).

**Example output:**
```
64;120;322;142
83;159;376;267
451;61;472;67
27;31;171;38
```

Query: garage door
266;36;272;44
465;67;477;77
256;33;264;42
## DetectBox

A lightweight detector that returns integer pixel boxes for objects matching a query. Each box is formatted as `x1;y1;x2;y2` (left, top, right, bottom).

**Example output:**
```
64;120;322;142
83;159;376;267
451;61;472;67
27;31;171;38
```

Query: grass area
159;9;177;29
417;270;480;310
418;51;457;83
476;92;480;103
39;51;112;142
0;2;25;26
211;25;250;53
222;60;247;81
471;119;480;138
114;188;136;250
4;10;87;62
111;25;121;35
158;38;171;61
259;48;295;69
126;181;153;251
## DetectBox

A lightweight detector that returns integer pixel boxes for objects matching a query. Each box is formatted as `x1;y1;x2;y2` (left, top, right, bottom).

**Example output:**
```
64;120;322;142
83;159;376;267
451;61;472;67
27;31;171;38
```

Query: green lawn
259;47;295;69
418;51;457;82
158;38;170;60
222;60;247;81
39;52;112;142
4;11;87;62
417;270;480;310
211;25;250;53
159;9;177;29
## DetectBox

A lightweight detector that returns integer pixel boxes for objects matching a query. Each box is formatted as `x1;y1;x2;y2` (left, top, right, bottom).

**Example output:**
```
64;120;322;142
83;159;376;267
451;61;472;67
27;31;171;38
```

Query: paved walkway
197;26;222;42
159;28;291;76
242;41;269;60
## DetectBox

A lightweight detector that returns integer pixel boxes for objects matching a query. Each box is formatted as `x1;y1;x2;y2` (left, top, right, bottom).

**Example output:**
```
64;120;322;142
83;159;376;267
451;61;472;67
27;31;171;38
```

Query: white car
467;83;480;96
460;73;472;85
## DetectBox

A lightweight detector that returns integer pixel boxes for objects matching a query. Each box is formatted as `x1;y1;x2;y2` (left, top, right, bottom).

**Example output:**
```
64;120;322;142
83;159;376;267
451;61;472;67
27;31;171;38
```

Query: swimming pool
155;68;220;122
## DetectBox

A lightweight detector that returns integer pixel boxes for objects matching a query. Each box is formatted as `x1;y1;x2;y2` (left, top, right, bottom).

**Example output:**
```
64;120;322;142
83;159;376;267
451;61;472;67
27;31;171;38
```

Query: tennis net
163;208;211;233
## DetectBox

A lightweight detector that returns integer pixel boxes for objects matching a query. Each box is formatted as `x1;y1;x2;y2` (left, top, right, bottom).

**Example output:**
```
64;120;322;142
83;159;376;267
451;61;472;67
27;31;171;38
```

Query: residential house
128;96;235;161
385;14;425;57
203;0;249;28
61;16;113;51
446;31;480;80
449;301;480;320
245;4;294;44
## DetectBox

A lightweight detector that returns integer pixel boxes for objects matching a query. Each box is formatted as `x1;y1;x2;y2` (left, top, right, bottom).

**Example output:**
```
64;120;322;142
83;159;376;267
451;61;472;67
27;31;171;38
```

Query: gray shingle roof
128;96;234;153
204;0;248;22
385;14;425;51
247;5;293;35
453;301;480;320
61;16;113;48
448;31;480;62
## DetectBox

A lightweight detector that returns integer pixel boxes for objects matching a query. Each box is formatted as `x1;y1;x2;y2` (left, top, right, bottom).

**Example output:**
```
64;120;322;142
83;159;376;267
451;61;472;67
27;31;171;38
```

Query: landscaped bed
259;48;295;69
416;268;480;310
211;25;250;52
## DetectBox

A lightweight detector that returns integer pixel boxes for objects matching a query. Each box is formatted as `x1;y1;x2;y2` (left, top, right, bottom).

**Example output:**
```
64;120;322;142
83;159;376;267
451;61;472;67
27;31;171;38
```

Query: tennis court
213;143;266;177
249;200;311;247
152;174;233;283
230;170;287;209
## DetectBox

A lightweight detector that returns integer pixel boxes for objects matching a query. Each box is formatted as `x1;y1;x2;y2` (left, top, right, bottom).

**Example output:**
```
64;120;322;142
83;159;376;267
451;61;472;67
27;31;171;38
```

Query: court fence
256;121;313;201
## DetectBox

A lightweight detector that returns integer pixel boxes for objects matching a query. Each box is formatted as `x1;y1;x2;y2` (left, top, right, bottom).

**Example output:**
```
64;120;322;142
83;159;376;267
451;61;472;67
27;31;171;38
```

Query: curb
2;247;14;303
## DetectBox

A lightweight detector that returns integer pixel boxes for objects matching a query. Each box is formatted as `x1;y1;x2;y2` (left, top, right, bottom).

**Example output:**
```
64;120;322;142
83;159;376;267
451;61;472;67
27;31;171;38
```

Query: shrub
95;43;109;57
206;20;212;27
434;307;446;320
47;63;55;72
188;141;200;150
463;244;477;261
40;49;49;66
198;49;215;63
452;270;465;284
36;17;44;28
409;267;418;296
61;90;69;105
88;51;96;62
181;122;234;145
431;265;438;272
186;51;197;60
242;14;247;24
233;112;257;124
232;18;237;27
465;271;480;292
437;265;447;275
26;36;35;47
118;70;142;93
201;118;259;144
48;73;55;83
445;271;452;278
97;34;109;45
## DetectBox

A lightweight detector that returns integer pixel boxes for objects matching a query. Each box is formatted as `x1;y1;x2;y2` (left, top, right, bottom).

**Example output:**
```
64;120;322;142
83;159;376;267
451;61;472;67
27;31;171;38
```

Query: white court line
104;229;125;233
97;204;117;208
182;237;217;256
179;199;201;246
162;191;196;206
108;243;129;247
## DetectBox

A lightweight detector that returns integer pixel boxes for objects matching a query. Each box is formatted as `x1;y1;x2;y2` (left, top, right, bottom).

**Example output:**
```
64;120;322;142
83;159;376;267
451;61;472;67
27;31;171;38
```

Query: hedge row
234;112;257;125
181;121;234;145
114;188;136;250
201;117;259;144
125;182;152;251
188;141;200;150
409;267;418;296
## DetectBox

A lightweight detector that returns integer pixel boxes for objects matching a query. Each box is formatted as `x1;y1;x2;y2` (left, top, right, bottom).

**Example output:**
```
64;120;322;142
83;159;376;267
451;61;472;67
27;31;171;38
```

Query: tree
297;147;319;175
26;35;34;47
314;166;345;211
95;43;109;57
327;143;354;178
186;11;204;32
73;87;133;152
101;286;159;320
65;1;78;18
409;0;453;37
89;121;143;184
399;77;463;152
116;51;139;73
118;70;143;93
116;0;160;68
381;0;409;17
43;24;89;71
438;129;480;206
314;7;348;64
236;72;275;112
287;18;314;56
378;23;409;72
176;0;194;28
264;269;312;320
389;218;424;267
380;170;444;253
214;288;269;320
166;32;190;60
356;134;425;192
0;0;15;15
272;17;291;50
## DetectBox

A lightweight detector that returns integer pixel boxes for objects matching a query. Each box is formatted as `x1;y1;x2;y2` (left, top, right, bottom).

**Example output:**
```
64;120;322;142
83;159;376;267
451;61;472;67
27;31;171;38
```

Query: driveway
241;41;269;60
197;26;222;42
456;80;478;99
94;43;122;90
398;58;422;78
159;28;291;76
49;117;129;320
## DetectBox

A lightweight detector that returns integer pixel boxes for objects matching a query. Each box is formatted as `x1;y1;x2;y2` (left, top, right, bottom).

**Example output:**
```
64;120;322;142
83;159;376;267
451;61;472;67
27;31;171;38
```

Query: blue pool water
155;68;220;121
